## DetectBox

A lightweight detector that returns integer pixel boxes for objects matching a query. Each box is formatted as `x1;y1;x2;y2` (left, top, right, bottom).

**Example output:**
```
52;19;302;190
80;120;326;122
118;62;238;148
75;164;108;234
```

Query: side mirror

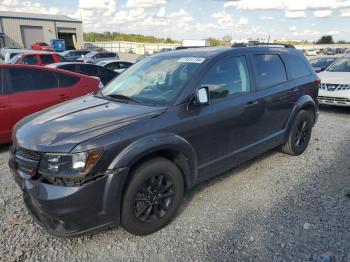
194;86;210;105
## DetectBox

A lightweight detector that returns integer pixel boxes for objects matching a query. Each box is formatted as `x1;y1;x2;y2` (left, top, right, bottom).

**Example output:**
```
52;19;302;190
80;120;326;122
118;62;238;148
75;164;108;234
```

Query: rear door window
284;55;311;79
55;72;80;88
22;55;38;65
252;54;287;89
60;64;77;72
40;54;55;64
8;68;59;93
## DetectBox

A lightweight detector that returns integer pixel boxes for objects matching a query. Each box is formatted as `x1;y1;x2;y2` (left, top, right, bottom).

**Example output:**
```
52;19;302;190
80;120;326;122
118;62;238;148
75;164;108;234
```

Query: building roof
0;11;81;23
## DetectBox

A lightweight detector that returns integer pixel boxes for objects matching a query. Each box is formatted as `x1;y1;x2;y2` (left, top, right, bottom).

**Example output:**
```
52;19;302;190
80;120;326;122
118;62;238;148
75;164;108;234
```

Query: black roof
153;46;302;59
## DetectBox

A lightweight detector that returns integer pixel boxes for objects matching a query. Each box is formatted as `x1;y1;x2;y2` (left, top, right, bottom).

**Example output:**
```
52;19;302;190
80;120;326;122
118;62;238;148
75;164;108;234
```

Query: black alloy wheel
134;174;175;222
121;157;184;235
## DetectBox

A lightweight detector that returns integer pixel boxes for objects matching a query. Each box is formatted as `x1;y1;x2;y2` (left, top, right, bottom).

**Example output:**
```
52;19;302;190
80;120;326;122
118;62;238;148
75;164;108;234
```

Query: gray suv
80;51;119;64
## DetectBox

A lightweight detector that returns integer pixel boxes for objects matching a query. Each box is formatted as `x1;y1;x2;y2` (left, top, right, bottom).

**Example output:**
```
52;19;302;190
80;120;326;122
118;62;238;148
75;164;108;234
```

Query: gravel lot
1;106;350;262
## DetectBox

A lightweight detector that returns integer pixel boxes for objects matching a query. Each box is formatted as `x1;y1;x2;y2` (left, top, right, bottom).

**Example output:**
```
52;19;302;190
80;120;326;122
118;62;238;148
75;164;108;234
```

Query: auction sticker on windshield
178;57;205;63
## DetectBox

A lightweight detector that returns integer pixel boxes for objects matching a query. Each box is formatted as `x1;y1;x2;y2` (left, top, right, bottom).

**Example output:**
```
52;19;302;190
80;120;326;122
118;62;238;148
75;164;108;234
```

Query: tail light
315;78;321;87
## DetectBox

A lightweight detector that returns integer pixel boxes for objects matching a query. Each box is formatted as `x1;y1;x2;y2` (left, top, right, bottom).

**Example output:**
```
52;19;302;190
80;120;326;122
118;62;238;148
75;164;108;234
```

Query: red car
0;65;101;144
31;42;53;52
9;52;66;66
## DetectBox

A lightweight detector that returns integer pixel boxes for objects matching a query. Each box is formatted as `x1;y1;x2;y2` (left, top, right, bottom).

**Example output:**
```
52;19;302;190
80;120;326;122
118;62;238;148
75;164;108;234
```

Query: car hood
318;71;350;84
14;95;167;152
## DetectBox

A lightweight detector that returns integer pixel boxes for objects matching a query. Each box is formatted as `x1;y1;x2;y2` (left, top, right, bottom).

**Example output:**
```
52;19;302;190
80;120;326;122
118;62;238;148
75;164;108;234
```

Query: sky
1;0;350;41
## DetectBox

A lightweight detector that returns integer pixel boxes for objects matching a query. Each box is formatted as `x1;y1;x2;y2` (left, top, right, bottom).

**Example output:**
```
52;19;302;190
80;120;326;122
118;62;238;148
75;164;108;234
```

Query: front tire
282;110;313;156
121;157;185;236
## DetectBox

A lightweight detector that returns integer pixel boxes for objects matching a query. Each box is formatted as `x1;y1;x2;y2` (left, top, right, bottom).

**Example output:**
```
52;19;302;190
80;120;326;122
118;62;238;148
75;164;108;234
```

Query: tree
316;35;334;44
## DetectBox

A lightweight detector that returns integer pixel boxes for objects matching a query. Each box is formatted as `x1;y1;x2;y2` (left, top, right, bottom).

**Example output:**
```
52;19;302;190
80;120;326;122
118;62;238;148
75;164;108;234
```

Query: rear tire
282;110;313;156
121;157;184;236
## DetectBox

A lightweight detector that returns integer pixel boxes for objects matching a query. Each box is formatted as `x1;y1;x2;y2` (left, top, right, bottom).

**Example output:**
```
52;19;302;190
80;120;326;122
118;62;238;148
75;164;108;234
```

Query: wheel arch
109;133;198;191
285;95;317;137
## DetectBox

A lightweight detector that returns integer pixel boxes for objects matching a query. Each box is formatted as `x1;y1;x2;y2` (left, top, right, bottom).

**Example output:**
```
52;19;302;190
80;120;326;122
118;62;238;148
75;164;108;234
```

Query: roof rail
231;42;295;49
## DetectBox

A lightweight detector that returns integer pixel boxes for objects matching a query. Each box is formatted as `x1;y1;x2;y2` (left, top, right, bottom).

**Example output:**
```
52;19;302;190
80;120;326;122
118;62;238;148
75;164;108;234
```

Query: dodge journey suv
9;46;319;237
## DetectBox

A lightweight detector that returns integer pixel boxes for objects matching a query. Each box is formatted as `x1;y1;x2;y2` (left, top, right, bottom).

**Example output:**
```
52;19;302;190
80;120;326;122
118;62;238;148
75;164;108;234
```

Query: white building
0;11;83;50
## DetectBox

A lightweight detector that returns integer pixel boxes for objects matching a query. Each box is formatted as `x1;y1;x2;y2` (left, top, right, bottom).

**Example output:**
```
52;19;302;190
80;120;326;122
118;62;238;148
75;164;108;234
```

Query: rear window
40;54;55;64
9;68;59;92
284;55;311;79
79;64;98;76
56;72;80;87
253;54;287;89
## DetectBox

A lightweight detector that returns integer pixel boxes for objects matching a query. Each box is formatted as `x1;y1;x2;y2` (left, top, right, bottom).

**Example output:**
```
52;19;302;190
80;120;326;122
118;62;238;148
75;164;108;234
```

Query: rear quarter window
284;54;311;79
253;54;287;90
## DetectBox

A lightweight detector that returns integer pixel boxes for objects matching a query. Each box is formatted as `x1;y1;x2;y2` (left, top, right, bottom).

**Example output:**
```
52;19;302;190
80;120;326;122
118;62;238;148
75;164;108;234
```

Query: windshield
85;52;97;58
9;54;22;64
327;57;350;72
101;56;204;106
310;58;335;68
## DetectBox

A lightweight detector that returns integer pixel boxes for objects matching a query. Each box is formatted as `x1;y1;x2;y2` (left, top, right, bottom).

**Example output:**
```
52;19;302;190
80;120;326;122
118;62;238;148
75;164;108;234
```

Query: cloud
339;8;350;16
260;16;274;20
224;0;350;11
0;0;61;14
285;10;306;18
157;6;165;17
289;25;297;31
126;0;166;9
313;10;332;17
238;17;248;25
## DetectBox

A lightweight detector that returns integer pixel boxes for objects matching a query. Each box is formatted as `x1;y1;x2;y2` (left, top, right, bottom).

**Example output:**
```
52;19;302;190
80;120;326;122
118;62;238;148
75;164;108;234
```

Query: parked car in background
0;48;29;64
77;51;119;64
309;57;337;73
96;60;134;73
47;62;119;85
324;48;336;55
31;42;53;52
318;55;350;106
9;46;319;237
305;49;318;56
60;50;91;61
335;48;344;54
0;65;100;144
9;52;66;66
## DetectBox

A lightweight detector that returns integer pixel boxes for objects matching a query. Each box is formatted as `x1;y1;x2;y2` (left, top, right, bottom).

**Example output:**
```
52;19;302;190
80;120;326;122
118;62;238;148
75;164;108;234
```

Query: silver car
0;48;29;64
80;51;119;64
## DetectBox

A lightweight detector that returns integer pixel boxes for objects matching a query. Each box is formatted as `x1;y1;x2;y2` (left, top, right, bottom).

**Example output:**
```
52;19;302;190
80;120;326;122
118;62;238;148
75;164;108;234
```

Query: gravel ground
1;106;350;262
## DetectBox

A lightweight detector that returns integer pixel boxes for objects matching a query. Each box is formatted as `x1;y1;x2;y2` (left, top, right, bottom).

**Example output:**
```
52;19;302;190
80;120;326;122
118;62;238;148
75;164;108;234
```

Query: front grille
320;83;350;91
318;96;350;105
15;147;42;177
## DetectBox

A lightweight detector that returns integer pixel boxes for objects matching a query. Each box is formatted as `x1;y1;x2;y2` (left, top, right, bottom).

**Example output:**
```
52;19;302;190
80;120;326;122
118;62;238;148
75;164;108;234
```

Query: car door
6;67;71;127
181;55;265;178
0;68;11;142
248;53;296;142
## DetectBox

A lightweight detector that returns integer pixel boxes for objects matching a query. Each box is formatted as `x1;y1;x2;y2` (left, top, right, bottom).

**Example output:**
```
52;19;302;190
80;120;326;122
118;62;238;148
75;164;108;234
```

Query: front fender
285;95;317;137
108;133;198;190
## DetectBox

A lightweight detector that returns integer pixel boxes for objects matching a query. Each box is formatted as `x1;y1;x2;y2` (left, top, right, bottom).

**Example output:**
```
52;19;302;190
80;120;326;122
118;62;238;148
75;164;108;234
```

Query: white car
305;49;318;56
96;60;134;74
318;56;350;106
0;48;29;64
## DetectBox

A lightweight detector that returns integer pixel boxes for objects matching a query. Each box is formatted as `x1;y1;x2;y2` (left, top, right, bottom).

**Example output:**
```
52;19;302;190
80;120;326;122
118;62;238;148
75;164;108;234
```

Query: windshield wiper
106;94;140;104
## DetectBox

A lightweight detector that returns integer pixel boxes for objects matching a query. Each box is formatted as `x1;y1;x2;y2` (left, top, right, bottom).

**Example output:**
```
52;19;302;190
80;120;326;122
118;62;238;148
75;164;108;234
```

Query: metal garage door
20;26;44;48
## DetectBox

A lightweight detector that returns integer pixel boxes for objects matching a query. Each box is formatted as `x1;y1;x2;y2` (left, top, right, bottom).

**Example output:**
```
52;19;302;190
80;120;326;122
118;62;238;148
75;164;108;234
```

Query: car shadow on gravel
202;138;350;261
319;105;350;115
0;143;10;154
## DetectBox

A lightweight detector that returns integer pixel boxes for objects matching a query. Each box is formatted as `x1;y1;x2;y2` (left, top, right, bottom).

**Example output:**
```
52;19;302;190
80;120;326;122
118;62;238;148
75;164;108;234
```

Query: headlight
39;149;103;178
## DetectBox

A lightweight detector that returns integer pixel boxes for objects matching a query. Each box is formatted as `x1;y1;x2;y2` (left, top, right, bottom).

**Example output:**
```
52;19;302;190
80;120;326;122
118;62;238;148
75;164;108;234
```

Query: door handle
245;101;259;108
58;95;70;100
288;88;298;93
